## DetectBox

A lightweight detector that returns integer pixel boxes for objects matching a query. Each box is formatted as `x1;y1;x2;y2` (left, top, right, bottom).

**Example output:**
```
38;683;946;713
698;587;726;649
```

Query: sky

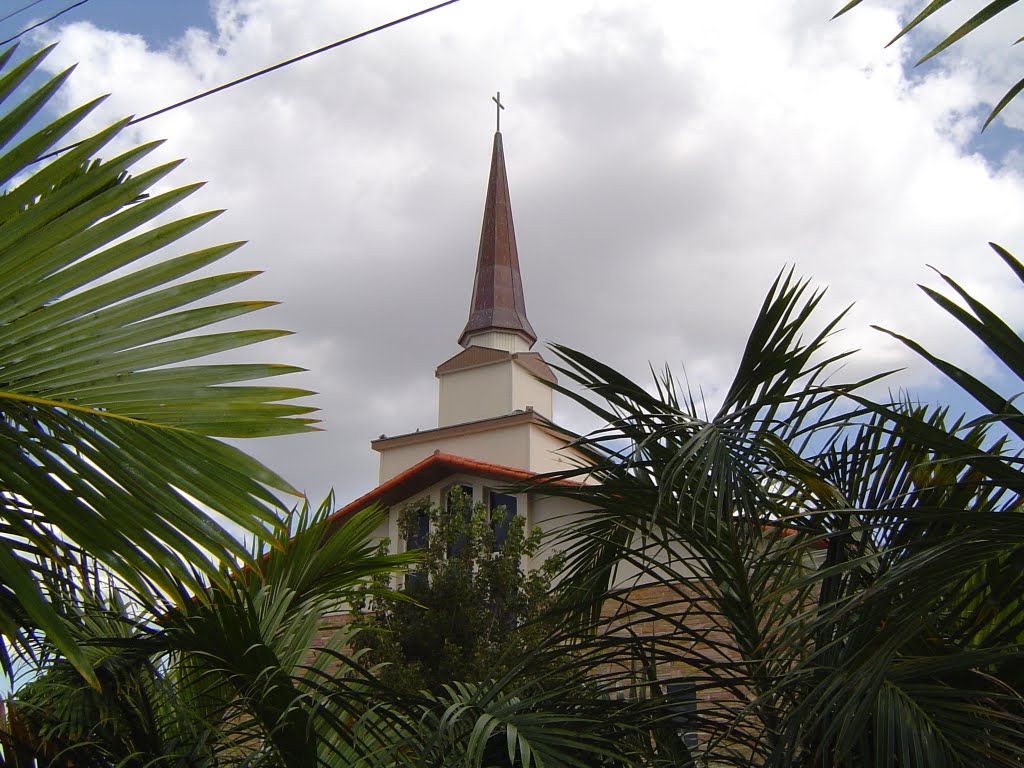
4;0;1024;509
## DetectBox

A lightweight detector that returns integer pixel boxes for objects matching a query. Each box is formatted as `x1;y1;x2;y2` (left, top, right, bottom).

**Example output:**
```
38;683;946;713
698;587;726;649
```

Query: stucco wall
437;359;553;427
377;423;531;482
438;361;514;427
529;427;589;475
510;362;553;420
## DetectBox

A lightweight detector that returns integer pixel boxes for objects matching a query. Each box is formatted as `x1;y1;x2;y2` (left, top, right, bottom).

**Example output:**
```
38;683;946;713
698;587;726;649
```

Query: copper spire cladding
458;131;538;350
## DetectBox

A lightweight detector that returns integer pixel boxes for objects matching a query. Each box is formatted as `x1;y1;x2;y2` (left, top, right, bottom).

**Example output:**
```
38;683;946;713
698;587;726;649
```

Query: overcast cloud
27;0;1024;505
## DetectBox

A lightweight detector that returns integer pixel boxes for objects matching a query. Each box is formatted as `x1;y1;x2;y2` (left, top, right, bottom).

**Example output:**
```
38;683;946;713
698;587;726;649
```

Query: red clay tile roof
324;452;825;550
325;451;573;534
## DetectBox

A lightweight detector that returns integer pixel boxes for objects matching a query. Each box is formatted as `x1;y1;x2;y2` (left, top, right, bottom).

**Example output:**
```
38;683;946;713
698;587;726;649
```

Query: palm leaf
537;265;1023;765
0;44;318;686
833;0;1024;128
7;499;413;767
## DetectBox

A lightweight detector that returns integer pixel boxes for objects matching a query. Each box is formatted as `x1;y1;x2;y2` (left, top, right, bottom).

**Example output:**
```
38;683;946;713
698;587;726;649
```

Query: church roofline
371;408;570;452
325;450;579;534
434;347;556;383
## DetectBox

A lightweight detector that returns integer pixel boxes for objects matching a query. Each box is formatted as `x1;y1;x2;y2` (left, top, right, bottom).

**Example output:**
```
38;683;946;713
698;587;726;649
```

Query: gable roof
435;347;556;383
325;452;825;549
326;450;573;534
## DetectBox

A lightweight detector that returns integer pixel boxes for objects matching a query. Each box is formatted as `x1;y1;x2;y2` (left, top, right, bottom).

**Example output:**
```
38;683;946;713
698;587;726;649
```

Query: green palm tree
322;623;674;768
0;43;318;686
538;264;1024;766
5;500;413;768
298;261;1024;767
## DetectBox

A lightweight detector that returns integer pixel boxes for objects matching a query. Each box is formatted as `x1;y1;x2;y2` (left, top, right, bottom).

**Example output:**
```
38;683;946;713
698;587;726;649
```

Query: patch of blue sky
967;117;1024;168
0;0;213;50
0;2;216;188
892;20;1024;168
875;18;1024;426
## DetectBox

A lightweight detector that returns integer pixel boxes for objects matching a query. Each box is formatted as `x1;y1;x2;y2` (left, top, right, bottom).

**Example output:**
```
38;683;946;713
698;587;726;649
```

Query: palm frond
536;266;1023;765
0;44;318;684
833;0;1024;128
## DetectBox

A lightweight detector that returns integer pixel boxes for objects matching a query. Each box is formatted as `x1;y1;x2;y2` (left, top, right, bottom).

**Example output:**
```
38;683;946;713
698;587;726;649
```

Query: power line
35;0;463;163
1;0;92;46
0;0;48;26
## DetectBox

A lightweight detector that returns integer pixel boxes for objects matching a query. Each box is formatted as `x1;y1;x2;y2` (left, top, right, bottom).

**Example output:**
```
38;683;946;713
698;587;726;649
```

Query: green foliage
350;490;564;696
0;43;319;686
342;496;679;766
10;253;1022;767
539;256;1024;767
2;499;413;768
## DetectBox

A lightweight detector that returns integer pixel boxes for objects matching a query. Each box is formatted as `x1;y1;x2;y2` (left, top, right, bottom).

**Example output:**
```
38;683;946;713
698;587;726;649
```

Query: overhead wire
0;0;49;26
0;0;92;46
34;0;463;164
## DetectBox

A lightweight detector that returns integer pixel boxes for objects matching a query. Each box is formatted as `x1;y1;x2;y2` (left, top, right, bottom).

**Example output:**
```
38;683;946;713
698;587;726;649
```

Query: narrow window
406;507;429;551
403;502;430;588
446;485;473;557
488;491;517;550
665;681;698;749
445;484;473;513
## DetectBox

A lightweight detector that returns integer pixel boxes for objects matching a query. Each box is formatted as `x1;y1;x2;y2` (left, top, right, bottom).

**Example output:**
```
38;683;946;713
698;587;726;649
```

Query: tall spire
458;130;537;350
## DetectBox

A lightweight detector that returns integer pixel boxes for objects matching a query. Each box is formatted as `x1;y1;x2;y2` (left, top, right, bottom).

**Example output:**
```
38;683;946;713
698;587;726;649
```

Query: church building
327;127;591;567
324;124;704;745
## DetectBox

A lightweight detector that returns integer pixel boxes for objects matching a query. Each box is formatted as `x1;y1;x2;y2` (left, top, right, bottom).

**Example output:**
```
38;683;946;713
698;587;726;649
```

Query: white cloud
897;0;1024;129
26;0;1024;503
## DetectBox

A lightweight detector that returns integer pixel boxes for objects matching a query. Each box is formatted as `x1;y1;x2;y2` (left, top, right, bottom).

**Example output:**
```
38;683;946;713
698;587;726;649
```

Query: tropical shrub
350;489;563;695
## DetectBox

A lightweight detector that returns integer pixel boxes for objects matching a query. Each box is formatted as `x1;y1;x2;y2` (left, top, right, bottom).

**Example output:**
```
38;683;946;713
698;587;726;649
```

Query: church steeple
368;103;582;485
458;130;537;351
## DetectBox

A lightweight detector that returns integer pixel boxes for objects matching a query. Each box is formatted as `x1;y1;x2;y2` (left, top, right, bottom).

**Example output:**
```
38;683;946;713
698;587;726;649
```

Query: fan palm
0;43;319;686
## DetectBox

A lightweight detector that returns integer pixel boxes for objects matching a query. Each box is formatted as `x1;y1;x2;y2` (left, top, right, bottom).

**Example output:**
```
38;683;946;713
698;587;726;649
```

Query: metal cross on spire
492;91;505;132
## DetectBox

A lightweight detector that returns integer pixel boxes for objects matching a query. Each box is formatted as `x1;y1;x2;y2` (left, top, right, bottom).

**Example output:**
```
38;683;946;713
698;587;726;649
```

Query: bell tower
437;127;554;427
372;115;578;484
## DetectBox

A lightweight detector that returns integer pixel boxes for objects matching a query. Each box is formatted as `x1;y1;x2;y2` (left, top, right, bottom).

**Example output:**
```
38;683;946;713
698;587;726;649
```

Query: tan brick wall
596;580;753;754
